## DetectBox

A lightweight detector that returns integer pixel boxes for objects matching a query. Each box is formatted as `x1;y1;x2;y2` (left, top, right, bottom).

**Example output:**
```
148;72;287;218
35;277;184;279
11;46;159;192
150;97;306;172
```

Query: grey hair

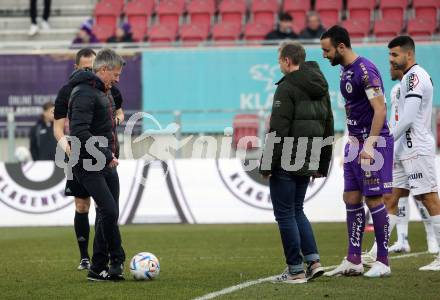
92;48;125;72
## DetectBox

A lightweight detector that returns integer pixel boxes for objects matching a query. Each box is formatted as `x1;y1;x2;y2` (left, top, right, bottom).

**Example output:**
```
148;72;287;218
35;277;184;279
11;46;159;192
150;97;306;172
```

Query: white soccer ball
129;252;160;280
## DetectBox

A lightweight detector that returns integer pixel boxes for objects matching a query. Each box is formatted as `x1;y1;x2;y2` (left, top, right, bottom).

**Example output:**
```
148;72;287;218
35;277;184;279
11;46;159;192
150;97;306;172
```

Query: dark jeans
74;166;125;270
30;0;51;24
270;170;319;274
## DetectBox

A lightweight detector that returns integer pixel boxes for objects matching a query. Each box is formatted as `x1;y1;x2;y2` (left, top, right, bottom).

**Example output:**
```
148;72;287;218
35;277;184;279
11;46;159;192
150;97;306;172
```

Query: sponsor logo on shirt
406;73;419;92
405;128;413;148
384;182;393;189
345;82;353;93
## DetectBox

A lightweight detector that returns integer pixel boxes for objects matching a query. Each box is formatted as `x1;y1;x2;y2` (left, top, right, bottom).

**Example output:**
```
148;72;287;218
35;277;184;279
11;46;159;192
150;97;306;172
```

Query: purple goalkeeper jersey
340;56;390;141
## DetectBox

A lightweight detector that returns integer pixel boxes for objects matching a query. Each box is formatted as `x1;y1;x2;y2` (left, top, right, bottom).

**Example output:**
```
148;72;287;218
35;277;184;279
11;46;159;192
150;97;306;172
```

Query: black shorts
65;175;90;198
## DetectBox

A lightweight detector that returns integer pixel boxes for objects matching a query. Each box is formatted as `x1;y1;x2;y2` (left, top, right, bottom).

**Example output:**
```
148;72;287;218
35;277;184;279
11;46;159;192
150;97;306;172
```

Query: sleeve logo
406;73;419;92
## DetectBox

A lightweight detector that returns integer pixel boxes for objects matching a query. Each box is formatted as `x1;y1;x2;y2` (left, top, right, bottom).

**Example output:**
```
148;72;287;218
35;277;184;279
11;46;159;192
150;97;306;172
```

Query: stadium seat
148;24;178;43
179;23;210;43
346;0;376;27
282;0;310;34
94;1;123;29
379;0;408;29
232;114;259;150
131;25;148;42
342;19;370;38
156;0;185;30
413;0;439;24
124;0;154;26
374;19;402;38
250;0;279;26
211;22;241;41
407;18;437;38
101;0;125;8
92;24;115;42
187;0;216;27
218;0;247;26
315;0;343;28
244;22;272;41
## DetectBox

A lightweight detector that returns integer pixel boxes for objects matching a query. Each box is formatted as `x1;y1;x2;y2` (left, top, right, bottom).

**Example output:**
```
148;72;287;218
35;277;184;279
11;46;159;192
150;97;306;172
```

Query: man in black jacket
260;42;334;283
54;47;125;271
29;101;57;161
265;13;298;41
69;48;125;281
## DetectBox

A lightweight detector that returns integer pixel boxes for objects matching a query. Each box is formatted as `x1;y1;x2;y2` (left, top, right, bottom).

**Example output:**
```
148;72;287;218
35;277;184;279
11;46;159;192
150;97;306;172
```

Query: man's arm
54;118;70;156
29;125;38;161
391;96;421;141
115;108;124;125
318;94;334;176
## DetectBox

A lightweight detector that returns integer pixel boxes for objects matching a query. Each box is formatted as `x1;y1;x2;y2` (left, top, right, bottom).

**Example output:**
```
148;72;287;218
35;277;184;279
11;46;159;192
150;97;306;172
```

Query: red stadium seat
92;24;115;42
407;18;436;38
124;0;154;28
413;0;439;24
315;0;343;28
94;1;122;29
131;26;148;42
101;0;125;8
180;23;210;43
342;19;370;38
244;22;272;41
218;0;247;26
346;0;376;27
379;0;408;28
156;0;185;30
233;114;259;150
148;24;178;43
250;0;279;26
282;0;310;34
374;19;402;38
212;22;241;41
187;0;216;27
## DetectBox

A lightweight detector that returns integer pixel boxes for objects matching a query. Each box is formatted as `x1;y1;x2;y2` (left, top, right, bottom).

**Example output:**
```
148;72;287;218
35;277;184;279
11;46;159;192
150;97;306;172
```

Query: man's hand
359;143;374;165
108;154;119;168
311;172;323;183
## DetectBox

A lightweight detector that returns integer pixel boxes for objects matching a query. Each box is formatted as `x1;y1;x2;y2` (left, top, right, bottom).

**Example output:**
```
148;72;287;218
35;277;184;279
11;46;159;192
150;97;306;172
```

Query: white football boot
363;261;391;278
324;258;364;277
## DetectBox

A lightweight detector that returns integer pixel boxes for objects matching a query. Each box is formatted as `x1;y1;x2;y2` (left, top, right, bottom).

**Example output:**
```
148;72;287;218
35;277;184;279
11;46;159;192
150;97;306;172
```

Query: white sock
389;214;398;236
431;215;440;251
396;197;409;244
416;200;435;240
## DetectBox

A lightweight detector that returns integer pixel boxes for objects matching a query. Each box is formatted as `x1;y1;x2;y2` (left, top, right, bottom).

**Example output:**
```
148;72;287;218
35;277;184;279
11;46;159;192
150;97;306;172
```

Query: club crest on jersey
406;73;419;92
345;82;353;93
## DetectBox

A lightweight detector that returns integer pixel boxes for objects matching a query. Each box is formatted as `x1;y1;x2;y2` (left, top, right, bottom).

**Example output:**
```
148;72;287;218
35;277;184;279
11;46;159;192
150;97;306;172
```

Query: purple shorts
344;136;393;197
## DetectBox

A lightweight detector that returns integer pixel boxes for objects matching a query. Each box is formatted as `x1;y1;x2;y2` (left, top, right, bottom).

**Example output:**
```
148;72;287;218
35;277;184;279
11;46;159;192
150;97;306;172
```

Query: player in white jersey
388;36;440;271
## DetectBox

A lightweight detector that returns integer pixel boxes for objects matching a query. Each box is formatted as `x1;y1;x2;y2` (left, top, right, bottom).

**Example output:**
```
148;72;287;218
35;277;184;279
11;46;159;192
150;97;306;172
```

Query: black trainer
87;268;109;282
108;262;125;281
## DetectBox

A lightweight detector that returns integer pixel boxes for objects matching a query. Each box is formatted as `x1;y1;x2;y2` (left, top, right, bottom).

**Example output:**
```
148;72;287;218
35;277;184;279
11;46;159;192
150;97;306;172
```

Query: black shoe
108;262;125;281
306;260;324;281
87;268;109;281
77;258;91;271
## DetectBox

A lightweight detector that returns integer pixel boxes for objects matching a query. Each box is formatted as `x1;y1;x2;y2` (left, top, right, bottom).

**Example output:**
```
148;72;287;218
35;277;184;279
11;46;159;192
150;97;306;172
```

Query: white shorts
393;155;438;196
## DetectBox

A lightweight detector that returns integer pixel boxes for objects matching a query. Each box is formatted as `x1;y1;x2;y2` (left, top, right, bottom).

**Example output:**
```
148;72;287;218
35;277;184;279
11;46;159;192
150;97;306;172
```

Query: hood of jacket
281;61;328;99
68;69;106;92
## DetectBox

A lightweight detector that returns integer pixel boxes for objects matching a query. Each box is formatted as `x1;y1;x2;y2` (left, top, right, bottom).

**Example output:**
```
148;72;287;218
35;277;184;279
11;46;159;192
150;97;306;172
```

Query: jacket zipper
107;93;116;154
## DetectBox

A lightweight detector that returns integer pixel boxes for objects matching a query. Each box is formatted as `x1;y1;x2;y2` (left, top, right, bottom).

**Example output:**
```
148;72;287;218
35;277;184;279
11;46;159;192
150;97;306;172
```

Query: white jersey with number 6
395;64;435;160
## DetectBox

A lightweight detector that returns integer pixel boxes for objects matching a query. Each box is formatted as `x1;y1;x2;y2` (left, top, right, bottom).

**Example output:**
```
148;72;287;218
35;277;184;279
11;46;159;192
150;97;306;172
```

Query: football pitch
1;223;439;300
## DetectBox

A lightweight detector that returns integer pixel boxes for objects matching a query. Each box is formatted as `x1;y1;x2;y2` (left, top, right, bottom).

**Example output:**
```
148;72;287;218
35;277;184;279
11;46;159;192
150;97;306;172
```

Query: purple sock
370;203;389;266
346;203;365;264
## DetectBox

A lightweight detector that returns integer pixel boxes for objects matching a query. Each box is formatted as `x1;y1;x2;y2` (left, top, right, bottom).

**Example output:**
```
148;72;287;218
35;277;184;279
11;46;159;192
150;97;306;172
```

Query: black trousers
30;0;51;24
74;165;125;270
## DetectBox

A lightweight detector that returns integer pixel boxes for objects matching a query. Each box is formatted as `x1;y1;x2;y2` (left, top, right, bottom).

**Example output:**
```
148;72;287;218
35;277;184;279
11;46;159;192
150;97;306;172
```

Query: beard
392;57;407;71
331;50;343;66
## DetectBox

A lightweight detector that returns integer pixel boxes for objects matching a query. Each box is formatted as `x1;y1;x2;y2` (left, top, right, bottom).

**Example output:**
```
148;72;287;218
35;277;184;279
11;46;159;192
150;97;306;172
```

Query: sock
430;215;440;252
396;197;409;244
371;204;389;266
74;211;90;260
346;203;365;264
416;200;435;241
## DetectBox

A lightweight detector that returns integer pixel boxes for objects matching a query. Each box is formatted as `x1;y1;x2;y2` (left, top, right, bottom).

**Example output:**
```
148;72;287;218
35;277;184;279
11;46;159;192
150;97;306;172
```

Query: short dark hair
75;47;96;65
42;101;54;111
279;12;293;22
388;35;415;52
280;42;306;65
320;25;351;48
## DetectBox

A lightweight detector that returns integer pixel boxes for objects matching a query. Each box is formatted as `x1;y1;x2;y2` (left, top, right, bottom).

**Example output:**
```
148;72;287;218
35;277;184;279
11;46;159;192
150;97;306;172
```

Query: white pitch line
193;251;429;300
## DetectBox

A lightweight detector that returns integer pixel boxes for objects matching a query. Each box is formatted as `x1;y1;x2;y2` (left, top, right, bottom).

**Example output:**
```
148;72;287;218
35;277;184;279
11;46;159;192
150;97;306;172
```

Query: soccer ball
129;252;160;280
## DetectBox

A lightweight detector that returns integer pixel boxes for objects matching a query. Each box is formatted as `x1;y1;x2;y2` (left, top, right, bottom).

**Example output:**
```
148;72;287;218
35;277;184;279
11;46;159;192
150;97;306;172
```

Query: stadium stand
282;0;310;34
0;0;439;45
232;114;259;150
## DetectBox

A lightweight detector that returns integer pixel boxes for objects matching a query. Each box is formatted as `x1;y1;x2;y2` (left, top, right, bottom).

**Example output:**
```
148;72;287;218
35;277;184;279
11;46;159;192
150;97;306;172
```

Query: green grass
0;223;439;299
